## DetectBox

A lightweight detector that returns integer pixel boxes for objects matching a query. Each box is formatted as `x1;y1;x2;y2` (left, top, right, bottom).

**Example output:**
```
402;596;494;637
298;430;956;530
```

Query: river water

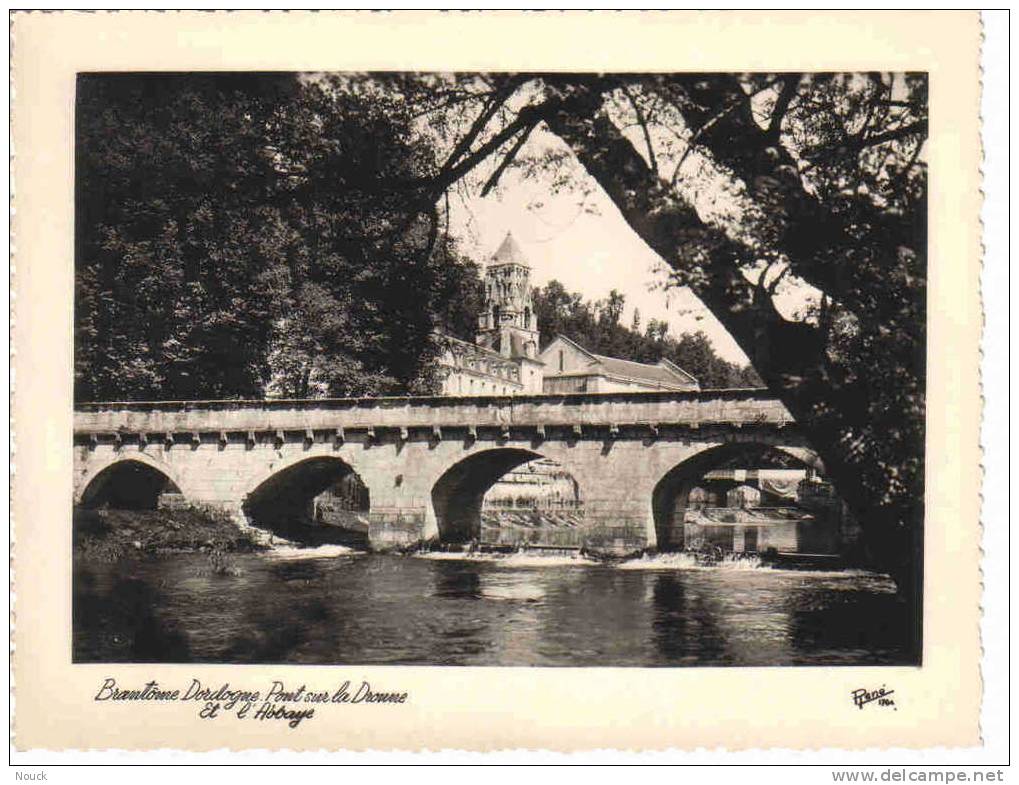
73;548;914;667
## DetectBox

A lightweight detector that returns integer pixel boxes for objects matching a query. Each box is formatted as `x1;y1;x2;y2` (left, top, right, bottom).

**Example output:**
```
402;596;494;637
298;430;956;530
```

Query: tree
75;73;482;401
393;72;927;608
598;289;626;327
75;73;296;400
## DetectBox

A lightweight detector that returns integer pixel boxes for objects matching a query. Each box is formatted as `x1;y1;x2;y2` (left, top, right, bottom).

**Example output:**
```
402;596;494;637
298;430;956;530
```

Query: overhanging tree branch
768;74;802;139
850;120;928;151
429;100;561;195
652;75;925;333
538;82;822;385
480;119;540;197
437;78;523;177
619;82;658;175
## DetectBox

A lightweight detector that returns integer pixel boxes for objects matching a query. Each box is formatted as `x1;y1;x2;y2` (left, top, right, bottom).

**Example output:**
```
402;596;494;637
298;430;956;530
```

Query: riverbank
73;506;267;561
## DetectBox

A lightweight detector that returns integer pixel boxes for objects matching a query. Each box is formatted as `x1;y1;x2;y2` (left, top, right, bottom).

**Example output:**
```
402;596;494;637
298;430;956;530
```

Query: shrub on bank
72;506;265;559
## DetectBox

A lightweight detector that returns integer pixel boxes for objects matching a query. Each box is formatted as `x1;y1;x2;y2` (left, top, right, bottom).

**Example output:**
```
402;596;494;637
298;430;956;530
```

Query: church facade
438;233;700;396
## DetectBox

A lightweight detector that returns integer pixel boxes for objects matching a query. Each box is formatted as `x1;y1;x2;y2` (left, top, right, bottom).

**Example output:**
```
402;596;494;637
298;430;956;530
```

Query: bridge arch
430;447;583;544
242;454;372;542
77;455;185;510
651;441;823;551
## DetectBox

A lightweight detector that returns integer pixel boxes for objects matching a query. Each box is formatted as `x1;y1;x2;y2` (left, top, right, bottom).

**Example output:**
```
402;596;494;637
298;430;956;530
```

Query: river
73;547;915;667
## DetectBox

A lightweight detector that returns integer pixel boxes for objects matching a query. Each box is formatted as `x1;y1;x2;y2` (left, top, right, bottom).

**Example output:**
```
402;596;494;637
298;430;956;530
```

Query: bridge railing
73;389;794;439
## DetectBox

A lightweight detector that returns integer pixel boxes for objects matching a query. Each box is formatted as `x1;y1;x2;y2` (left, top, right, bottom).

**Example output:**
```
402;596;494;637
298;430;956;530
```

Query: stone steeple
489;231;530;267
476;232;541;360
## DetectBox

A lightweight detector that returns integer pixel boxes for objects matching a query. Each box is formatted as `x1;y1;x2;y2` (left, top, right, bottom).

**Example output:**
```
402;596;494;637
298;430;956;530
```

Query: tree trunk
541;82;924;617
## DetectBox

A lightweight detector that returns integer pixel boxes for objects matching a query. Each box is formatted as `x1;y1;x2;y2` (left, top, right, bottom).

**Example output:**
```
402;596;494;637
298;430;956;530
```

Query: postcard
11;10;982;751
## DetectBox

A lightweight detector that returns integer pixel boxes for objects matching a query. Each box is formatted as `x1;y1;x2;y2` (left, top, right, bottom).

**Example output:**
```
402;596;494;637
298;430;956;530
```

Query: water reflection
73;569;192;662
652;574;727;664
73;552;912;667
432;563;483;600
787;588;915;665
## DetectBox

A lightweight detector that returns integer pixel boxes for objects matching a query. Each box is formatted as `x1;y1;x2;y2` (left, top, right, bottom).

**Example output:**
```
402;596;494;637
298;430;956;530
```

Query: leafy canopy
75;72;480;401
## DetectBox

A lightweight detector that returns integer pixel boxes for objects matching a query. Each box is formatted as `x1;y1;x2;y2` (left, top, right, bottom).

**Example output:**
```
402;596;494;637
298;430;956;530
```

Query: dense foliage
531;280;761;389
75;73;479;401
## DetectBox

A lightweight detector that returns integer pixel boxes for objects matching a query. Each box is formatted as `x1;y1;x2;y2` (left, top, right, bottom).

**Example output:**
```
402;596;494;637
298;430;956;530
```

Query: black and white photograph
12;6;1000;763
70;69;929;669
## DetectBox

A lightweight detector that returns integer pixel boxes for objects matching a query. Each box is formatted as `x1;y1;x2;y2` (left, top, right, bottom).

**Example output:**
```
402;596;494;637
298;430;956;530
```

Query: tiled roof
439;332;505;361
489;231;529;267
589;354;693;388
540;334;698;389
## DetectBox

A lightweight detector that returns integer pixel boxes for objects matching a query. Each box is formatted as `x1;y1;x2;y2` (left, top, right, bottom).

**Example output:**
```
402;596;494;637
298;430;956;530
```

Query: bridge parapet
74;389;794;440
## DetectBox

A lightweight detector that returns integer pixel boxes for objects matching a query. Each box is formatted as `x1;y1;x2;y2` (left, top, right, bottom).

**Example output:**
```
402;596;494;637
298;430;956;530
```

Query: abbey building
438;233;700;396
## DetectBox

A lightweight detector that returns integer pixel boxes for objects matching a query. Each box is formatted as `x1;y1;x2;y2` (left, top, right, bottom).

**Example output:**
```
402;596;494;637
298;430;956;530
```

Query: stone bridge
73;389;820;554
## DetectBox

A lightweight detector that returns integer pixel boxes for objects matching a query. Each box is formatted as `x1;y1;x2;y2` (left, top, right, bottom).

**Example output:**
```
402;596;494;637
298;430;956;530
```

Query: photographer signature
851;686;896;710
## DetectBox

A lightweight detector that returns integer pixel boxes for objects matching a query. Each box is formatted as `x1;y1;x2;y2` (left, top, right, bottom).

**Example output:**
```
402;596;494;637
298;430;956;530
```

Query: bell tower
476;232;541;360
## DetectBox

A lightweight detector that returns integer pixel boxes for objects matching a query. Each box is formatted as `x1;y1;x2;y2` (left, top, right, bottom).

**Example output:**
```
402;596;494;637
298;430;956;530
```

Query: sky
445;126;752;365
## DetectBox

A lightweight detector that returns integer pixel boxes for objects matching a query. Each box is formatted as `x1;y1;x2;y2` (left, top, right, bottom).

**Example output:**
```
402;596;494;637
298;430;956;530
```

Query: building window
559;350;564;372
524;307;531;328
492;305;501;326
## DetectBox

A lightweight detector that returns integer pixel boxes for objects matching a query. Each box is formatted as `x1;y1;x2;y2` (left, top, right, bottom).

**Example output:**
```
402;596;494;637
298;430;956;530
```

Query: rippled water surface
74;549;915;666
